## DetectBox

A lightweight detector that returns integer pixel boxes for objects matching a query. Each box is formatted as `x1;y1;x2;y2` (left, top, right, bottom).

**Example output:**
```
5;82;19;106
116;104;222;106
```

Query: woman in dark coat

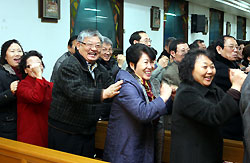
103;43;173;163
0;39;24;140
170;49;246;163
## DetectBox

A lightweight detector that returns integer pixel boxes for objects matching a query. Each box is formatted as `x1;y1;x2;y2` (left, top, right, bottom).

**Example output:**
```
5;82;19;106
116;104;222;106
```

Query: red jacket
16;75;53;147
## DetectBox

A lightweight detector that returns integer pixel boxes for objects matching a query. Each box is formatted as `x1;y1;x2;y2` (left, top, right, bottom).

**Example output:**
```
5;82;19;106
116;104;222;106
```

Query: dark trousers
48;125;95;158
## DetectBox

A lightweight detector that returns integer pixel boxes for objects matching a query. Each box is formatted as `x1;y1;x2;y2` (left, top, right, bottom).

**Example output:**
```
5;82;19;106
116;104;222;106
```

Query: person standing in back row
50;35;77;82
211;35;243;141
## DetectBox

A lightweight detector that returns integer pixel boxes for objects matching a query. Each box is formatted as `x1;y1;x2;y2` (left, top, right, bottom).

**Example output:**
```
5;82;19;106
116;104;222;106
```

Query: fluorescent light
215;0;250;13
84;8;101;12
165;13;176;16
238;0;250;7
96;16;108;19
230;0;250;9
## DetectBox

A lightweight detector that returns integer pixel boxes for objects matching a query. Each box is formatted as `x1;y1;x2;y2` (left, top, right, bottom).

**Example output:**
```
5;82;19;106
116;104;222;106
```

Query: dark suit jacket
240;73;250;163
49;51;114;135
170;81;239;163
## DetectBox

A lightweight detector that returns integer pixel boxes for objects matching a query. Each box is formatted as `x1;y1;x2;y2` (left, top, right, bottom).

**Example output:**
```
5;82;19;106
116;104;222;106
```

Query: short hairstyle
189;39;204;50
129;31;146;45
102;36;113;47
112;48;123;56
0;39;24;65
242;44;250;67
237;39;248;46
19;50;45;78
126;43;156;70
213;35;236;57
68;35;77;47
215;35;236;49
165;37;176;47
77;29;103;43
169;39;186;53
179;49;214;84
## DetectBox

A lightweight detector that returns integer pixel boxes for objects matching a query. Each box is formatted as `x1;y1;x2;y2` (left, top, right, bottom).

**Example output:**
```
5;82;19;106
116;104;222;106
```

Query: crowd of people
1;29;250;163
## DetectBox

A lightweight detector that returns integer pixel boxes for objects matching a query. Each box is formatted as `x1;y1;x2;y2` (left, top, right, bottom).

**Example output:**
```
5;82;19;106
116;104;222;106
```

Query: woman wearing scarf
103;43;174;163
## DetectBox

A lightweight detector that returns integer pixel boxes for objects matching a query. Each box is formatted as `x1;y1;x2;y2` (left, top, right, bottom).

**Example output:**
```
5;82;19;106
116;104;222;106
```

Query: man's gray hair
77;29;103;43
103;36;113;47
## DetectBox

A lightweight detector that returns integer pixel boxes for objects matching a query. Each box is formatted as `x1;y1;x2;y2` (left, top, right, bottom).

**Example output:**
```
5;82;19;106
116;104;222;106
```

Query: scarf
136;74;155;102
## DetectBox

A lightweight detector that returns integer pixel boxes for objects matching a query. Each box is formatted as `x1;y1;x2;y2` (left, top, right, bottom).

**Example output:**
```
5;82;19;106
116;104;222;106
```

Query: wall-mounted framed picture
39;0;60;23
226;22;231;35
150;6;160;31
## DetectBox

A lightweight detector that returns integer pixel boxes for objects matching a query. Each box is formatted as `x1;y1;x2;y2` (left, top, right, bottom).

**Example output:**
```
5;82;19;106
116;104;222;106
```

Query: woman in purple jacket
103;43;173;163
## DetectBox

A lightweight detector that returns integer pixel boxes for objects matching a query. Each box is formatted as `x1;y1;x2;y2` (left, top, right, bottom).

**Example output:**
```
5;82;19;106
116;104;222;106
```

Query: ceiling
186;0;250;19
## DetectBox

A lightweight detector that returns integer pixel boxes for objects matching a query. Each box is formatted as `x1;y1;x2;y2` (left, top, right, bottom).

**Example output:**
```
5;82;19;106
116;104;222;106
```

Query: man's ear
170;50;175;58
133;40;139;45
129;62;135;71
76;42;81;50
216;45;222;55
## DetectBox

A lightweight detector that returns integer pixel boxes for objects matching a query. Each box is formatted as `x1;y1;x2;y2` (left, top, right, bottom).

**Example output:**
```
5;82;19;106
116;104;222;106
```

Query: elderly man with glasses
48;29;123;158
212;35;243;142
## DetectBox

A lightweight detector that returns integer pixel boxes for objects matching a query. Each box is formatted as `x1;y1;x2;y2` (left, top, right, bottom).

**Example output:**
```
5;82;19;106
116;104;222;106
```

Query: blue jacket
103;70;172;163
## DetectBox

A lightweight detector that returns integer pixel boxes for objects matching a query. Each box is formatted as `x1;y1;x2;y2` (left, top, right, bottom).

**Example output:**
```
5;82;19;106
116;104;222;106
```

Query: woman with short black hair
103;43;174;163
170;49;246;163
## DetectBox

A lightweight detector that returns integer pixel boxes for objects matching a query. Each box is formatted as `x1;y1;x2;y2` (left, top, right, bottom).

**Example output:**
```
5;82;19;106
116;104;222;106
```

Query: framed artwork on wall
39;0;60;23
150;6;161;31
226;22;231;35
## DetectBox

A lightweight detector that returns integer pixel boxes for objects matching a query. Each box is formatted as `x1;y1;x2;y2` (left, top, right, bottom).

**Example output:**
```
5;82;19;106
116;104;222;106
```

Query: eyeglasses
224;45;239;50
177;49;190;56
139;39;152;44
26;62;42;68
102;48;113;53
79;42;101;49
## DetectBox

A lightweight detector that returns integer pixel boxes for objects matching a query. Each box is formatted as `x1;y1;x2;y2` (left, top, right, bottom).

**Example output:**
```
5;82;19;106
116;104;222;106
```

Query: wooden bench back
95;121;244;163
0;137;106;163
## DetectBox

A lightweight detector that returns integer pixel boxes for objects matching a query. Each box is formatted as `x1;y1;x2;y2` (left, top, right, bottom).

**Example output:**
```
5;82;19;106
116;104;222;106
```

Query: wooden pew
95;121;244;163
162;130;244;163
0;137;106;163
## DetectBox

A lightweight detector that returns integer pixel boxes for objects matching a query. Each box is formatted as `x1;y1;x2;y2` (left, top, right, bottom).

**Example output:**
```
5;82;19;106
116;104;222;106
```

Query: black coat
214;54;239;92
170;81;239;163
0;65;19;140
214;54;243;140
98;57;120;120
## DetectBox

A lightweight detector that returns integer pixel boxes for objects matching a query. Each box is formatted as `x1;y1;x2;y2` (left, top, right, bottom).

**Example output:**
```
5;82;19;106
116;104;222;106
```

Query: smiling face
5;43;23;67
77;36;101;64
131;52;154;81
172;43;190;63
192;55;216;87
24;56;44;77
100;42;112;62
